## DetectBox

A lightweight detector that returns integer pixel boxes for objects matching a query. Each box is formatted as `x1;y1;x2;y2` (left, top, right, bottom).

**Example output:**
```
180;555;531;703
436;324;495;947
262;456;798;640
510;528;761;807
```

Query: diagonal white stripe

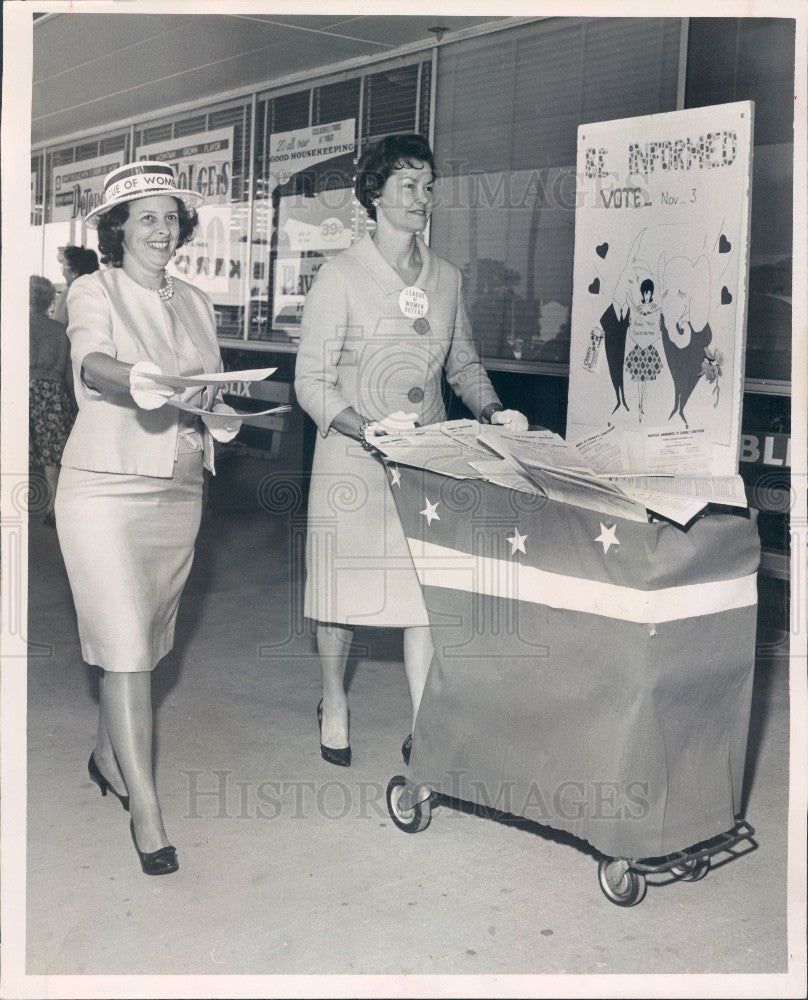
405;538;757;625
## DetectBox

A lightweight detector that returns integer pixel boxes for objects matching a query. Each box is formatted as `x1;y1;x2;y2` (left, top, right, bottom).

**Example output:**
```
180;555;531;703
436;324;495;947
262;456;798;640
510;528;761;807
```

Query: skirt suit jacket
56;268;226;671
295;232;501;627
61;267;224;477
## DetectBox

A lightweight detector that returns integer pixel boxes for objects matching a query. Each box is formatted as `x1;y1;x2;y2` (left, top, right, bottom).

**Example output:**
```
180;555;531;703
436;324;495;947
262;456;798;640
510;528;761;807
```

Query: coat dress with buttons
294;232;501;627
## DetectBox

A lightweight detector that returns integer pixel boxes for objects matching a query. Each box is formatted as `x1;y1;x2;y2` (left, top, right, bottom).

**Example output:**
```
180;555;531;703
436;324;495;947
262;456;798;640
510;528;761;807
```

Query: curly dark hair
30;275;56;314
96;197;198;267
355;133;436;221
61;245;100;277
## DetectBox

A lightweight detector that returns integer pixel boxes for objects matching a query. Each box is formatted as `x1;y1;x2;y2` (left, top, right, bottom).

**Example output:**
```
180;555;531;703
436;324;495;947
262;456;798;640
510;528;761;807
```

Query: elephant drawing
658;252;713;427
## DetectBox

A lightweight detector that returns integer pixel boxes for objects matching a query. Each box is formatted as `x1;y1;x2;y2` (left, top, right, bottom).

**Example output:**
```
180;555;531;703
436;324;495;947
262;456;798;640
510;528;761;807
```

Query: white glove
364;411;419;440
491;408;529;432
201;402;242;443
129;361;175;410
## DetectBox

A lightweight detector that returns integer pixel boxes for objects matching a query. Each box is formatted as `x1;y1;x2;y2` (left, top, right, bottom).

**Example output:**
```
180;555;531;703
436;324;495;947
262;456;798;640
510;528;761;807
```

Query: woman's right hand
329;406;372;443
129;360;176;410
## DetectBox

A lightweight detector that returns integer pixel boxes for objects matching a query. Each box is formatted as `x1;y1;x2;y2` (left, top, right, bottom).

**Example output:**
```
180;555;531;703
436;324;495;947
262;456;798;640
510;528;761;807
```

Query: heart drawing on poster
721;286;733;304
719;235;731;253
588;278;600;294
596;242;609;259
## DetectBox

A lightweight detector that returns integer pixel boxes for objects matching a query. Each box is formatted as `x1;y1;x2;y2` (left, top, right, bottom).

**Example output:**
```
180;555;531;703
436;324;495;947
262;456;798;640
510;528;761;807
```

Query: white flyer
148;367;277;389
468;459;546;496
609;474;748;508
478;428;593;473
170;399;291;420
613;482;707;525
571;425;624;474
619;426;711;475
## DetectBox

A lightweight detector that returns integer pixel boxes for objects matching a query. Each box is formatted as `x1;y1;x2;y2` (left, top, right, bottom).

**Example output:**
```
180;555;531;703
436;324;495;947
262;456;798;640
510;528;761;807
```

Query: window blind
686;17;795;382
249;58;430;342
432;17;681;369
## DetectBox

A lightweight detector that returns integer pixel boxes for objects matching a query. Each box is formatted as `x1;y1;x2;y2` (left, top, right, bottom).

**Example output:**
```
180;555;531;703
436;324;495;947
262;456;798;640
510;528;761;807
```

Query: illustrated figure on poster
598;229;652;414
624;278;662;422
658;252;713;427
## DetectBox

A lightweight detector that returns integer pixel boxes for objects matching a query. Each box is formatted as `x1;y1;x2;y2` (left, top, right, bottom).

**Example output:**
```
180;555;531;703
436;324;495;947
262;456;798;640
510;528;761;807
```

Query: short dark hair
355;133;436;221
96;197;198;267
30;275;56;314
640;278;655;299
62;245;100;277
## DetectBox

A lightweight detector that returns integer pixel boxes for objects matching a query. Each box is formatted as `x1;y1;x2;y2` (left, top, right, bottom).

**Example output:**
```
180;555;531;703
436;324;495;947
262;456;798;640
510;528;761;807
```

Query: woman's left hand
491;409;530;432
129;360;176;410
201;402;242;443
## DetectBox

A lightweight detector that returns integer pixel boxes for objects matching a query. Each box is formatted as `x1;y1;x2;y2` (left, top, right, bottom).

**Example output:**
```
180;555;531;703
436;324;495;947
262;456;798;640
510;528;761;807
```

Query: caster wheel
671;857;710;881
386;776;431;833
598;858;647;907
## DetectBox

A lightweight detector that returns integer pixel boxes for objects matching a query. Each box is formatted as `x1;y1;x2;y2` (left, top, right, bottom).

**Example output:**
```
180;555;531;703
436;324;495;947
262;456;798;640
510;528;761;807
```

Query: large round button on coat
407;387;425;404
413;317;431;335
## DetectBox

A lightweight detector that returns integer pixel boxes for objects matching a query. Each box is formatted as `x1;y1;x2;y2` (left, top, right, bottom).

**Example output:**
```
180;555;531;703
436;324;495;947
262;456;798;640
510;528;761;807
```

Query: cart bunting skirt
406;537;757;624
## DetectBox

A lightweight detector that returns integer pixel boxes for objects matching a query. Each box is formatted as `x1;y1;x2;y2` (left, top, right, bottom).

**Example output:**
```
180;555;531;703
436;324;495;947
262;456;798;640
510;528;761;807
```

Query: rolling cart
384;464;760;906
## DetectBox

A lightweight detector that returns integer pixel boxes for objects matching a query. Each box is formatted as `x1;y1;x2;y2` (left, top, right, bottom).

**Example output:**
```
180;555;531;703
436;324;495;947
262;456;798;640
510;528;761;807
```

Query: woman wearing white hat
55;161;240;875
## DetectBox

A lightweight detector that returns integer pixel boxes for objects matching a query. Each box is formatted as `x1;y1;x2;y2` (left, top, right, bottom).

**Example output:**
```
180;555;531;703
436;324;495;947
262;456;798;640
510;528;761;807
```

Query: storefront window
36;132;130;285
31;153;45;227
134;100;252;340
431;17;682;371
249;59;430;345
31;54;431;344
685;17;795;382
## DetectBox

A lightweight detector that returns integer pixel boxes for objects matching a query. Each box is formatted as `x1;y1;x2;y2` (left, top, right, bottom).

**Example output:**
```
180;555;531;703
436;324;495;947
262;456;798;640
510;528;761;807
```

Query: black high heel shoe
129;820;178;876
402;733;413;766
317;699;351;767
88;752;130;812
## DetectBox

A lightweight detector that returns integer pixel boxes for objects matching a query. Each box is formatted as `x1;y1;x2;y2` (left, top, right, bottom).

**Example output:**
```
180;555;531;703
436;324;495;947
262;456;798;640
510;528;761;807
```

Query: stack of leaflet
371;420;747;526
476;427;653;523
569;424;748;523
367;421;494;481
477;426;747;525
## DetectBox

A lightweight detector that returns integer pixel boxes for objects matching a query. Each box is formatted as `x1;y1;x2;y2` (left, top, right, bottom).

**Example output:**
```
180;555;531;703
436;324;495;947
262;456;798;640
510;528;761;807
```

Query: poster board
138;127;244;306
566;102;754;477
266;119;357;332
50;151;124;224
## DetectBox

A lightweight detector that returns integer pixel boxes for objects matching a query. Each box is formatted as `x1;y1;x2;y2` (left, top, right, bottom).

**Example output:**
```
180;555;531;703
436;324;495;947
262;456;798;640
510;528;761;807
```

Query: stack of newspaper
371;420;747;527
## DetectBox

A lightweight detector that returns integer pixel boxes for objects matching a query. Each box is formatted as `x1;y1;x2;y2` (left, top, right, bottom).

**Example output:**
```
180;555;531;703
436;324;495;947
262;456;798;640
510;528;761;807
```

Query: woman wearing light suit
55;162;239;875
295;134;528;767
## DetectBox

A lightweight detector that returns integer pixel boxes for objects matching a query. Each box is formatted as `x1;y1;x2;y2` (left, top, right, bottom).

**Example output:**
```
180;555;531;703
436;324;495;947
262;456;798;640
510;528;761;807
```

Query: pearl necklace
157;273;174;301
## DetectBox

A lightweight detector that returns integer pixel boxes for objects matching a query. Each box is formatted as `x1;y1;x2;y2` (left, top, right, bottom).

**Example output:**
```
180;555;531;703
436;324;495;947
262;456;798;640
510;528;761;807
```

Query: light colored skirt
55;446;204;672
304;431;428;627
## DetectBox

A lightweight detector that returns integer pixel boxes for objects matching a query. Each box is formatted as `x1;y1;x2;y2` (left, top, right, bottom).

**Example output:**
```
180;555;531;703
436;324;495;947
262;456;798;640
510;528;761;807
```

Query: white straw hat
85;161;204;228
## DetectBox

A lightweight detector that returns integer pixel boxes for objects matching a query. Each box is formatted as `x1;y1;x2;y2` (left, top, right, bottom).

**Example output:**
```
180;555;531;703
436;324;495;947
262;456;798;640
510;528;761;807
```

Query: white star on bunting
506;529;527;555
595;522;620;554
389;465;401;487
420;498;440;525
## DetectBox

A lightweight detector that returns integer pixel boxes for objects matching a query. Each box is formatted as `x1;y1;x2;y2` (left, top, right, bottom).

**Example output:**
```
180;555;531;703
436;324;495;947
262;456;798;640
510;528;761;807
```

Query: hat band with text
104;170;180;203
104;161;175;190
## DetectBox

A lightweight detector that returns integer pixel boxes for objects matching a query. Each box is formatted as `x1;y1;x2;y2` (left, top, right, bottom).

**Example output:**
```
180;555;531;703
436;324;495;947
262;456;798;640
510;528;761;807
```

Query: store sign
739;433;791;467
138;128;243;305
138;127;234;204
265;121;357;333
268;119;355;187
51;153;124;222
271;192;358;332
